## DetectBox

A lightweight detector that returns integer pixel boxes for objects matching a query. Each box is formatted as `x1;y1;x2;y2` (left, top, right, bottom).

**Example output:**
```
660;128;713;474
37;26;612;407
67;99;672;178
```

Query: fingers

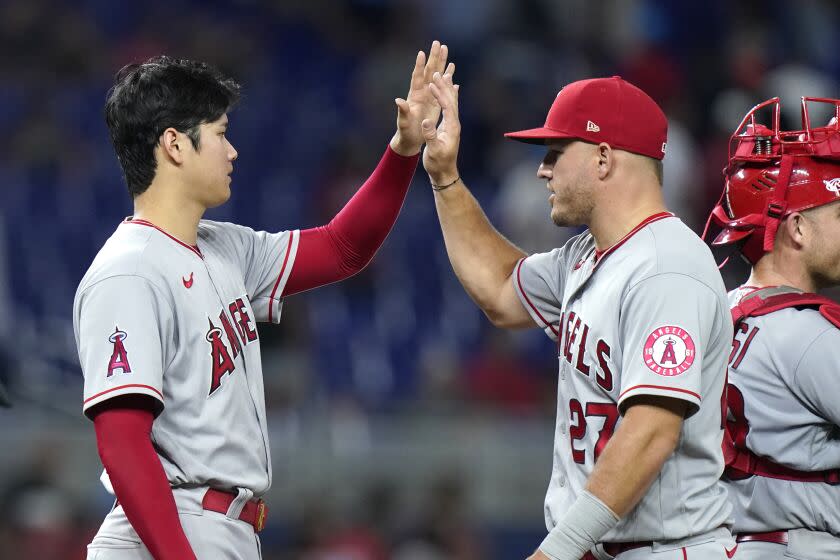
429;72;459;118
395;98;409;115
435;43;449;74
409;50;426;92
423;40;449;84
445;62;455;79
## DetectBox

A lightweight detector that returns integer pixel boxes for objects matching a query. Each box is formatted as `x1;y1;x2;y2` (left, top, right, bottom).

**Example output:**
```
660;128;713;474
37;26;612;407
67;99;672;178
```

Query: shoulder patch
643;325;696;376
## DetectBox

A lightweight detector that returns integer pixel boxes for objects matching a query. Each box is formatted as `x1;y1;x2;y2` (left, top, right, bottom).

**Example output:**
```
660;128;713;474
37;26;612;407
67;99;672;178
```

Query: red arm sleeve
92;397;197;560
284;145;419;296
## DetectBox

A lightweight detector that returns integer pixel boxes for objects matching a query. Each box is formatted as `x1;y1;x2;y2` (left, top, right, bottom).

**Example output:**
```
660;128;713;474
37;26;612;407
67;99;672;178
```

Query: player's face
801;200;840;288
537;140;595;227
184;114;238;208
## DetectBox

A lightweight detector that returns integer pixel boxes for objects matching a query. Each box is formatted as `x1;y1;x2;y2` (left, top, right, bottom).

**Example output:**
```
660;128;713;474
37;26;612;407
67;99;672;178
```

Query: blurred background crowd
1;0;839;558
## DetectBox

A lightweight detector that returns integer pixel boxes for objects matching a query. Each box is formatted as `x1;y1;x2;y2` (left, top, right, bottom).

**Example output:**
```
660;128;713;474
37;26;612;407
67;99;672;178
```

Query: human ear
597;143;612;180
159;128;184;164
785;212;807;248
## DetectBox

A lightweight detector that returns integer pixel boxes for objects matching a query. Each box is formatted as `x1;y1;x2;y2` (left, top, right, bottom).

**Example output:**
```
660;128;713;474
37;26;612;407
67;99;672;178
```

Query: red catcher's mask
704;97;840;264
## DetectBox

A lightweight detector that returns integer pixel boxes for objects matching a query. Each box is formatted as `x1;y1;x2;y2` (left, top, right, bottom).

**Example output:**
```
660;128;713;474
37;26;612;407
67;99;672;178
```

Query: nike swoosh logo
183;272;194;289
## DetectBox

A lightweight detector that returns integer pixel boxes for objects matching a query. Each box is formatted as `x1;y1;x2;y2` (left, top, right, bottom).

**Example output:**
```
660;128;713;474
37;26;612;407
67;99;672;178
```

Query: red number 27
569;399;619;464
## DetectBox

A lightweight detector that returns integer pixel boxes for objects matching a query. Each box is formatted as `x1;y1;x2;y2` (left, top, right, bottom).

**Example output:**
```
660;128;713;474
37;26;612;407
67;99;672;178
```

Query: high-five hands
422;70;461;188
391;40;455;156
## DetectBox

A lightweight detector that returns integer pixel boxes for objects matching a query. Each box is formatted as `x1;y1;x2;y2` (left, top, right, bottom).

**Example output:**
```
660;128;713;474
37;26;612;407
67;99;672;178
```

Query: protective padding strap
726;288;840;484
730;289;840;327
762;154;794;252
539;491;619;560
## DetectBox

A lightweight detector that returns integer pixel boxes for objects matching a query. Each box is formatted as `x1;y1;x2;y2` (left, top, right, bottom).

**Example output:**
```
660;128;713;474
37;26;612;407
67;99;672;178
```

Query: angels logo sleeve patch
643;325;696;376
75;275;172;416
617;273;715;413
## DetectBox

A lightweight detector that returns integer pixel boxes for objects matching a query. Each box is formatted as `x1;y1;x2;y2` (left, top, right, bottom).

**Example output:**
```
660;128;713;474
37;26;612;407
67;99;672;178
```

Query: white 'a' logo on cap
825;178;840;195
586;120;600;132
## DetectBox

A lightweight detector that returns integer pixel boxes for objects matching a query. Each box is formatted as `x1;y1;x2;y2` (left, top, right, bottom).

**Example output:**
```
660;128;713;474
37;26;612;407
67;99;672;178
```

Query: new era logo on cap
586;120;600;132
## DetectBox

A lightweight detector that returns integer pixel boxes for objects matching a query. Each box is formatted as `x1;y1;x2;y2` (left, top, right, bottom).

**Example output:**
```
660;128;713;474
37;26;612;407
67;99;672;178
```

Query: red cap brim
504;127;577;144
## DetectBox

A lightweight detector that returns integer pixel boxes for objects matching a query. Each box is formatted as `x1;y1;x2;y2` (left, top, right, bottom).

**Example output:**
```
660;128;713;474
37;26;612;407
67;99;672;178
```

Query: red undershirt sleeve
92;398;197;560
284;145;419;296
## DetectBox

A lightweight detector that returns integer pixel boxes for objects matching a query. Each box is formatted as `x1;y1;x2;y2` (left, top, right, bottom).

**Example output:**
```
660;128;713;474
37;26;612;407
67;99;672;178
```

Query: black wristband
430;176;461;191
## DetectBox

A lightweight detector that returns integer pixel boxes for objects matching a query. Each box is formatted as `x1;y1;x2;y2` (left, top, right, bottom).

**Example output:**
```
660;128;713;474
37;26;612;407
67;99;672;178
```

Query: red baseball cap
505;76;668;160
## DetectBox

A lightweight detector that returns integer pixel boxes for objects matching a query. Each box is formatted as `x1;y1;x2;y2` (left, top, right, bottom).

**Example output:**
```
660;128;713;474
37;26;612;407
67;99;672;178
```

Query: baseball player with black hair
705;97;840;560
421;72;736;559
74;42;452;559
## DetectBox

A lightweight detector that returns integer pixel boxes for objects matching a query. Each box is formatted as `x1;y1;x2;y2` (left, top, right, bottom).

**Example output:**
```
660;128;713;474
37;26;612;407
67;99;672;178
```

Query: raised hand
422;70;461;186
390;40;454;156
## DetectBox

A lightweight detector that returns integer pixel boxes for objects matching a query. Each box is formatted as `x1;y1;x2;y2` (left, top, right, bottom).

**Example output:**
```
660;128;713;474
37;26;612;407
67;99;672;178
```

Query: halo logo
824;178;840;196
642;325;696;377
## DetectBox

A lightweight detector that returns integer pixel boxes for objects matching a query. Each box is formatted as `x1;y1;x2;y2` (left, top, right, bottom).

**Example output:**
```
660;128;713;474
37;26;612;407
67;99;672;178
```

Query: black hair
104;56;241;198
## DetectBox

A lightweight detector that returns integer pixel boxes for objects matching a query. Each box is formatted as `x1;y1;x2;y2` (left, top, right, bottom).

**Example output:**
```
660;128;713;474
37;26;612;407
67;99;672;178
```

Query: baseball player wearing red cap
705;97;840;560
421;73;736;559
74;43;452;560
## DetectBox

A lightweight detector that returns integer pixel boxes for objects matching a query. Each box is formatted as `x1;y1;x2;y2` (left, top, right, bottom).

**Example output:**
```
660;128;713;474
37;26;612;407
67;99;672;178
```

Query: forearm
432;178;527;314
585;398;685;516
285;145;418;295
94;404;196;560
538;399;684;560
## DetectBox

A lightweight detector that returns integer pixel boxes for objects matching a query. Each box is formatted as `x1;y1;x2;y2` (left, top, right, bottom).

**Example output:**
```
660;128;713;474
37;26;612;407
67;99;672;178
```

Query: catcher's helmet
704;96;840;263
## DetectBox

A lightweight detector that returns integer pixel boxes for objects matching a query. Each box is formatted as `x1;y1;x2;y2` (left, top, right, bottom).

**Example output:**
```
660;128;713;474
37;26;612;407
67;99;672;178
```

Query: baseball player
74;43;452;560
704;97;840;560
421;73;736;559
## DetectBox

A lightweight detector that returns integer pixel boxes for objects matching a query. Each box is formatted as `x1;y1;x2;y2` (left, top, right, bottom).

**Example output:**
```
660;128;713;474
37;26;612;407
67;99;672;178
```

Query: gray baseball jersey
724;285;840;536
513;212;733;542
74;218;299;496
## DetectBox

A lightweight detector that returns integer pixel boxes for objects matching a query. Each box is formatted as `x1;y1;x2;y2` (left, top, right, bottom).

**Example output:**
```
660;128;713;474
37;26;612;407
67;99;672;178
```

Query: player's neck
588;196;668;252
132;184;205;246
748;251;818;293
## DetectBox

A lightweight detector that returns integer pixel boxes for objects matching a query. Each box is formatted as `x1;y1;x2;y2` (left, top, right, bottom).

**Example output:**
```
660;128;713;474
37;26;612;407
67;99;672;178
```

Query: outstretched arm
286;41;452;296
422;72;535;328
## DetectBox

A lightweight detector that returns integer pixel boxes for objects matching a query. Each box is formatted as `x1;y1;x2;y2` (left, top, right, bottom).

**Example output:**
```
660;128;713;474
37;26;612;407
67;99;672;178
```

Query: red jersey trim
84;384;164;404
124;218;203;259
594;212;674;268
515;258;560;336
268;230;296;323
618;384;701;401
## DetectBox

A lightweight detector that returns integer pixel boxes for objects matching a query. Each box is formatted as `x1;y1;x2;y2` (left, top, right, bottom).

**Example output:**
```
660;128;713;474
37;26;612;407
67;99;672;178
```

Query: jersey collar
123;217;204;259
593;211;674;268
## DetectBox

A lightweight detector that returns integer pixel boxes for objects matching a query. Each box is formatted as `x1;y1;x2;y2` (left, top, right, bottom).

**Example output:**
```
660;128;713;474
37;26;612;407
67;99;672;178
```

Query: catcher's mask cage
703;96;840;264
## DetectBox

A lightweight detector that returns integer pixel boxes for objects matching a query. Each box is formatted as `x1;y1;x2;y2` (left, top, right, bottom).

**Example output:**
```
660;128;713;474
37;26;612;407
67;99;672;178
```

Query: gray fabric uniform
513;213;735;558
724;286;840;560
74;218;299;559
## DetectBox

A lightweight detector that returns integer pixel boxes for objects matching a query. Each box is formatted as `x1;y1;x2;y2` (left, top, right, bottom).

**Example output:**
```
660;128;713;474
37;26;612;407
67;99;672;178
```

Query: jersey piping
515;257;559;336
125;218;204;259
84;383;164;404
268;230;297;323
593;211;674;269
618;384;702;401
